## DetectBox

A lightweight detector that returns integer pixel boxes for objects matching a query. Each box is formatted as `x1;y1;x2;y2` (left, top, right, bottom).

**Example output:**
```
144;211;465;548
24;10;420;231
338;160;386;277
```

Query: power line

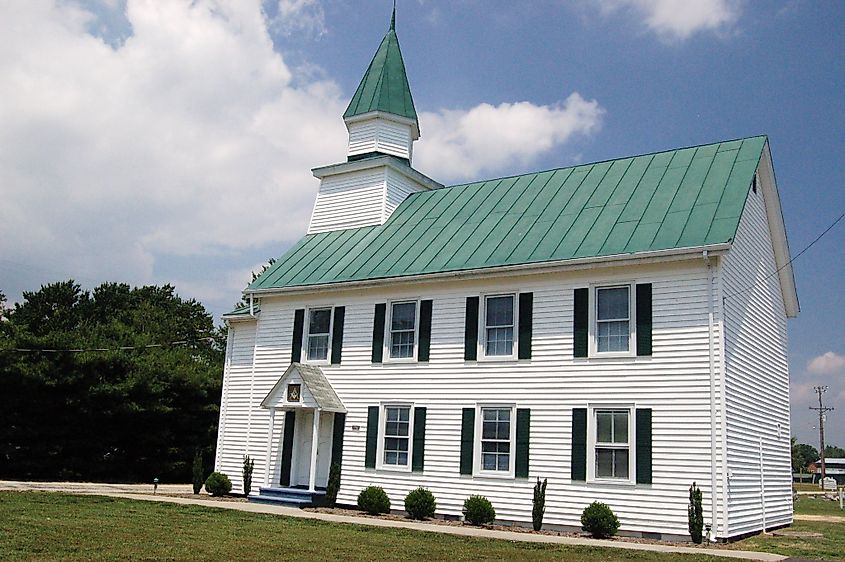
0;337;218;354
724;209;845;300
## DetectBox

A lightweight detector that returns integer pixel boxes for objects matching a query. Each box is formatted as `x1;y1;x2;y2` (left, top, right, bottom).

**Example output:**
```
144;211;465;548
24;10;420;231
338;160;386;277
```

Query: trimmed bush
326;463;341;507
357;486;391;515
688;482;704;544
580;501;620;539
532;477;547;531
204;472;232;497
191;451;203;495
404;487;436;520
463;495;495;526
242;455;254;496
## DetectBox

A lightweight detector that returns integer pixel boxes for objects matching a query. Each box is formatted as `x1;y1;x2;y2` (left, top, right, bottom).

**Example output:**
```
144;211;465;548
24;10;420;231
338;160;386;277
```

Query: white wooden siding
719;173;793;537
384;168;423;221
214;321;256;493
347;118;413;161
307;169;386;234
217;261;728;537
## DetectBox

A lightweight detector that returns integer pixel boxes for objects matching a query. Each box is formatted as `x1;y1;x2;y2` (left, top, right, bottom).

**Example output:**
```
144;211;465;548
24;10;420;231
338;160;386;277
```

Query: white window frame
589;283;636;358
303;306;334;365
586;404;636;485
479;292;519;361
473;404;516;478
376;402;414;472
383;299;420;363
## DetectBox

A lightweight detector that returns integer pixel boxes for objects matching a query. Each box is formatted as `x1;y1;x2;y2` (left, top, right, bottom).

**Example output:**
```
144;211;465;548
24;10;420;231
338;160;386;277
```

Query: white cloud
415;93;603;182
269;0;327;38
0;0;347;303
594;0;742;41
0;1;604;316
808;352;845;375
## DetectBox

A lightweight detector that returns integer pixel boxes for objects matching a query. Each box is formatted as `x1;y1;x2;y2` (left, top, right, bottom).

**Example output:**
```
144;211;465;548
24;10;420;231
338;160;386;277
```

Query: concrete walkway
1;481;785;561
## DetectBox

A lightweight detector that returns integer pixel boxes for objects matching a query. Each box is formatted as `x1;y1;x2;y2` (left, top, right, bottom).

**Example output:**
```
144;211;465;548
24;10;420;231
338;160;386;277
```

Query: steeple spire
343;3;418;131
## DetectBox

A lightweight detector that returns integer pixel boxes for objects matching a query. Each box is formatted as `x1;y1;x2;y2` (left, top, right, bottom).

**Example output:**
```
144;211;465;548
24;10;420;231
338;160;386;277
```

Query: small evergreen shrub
463;495;496;526
688;482;704;544
532;477;547;531
204;472;232;496
404;487;436;520
580;501;620;539
326;463;341;506
191;451;204;495
357;486;391;515
242;455;254;496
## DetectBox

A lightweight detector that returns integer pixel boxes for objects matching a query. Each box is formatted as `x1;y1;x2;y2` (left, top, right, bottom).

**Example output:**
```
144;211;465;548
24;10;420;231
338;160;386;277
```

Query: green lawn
728;520;845;561
794;495;845;516
0;492;723;562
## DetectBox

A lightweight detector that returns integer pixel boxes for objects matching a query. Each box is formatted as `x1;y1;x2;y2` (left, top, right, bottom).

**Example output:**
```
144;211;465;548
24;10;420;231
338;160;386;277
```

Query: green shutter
460;407;475;475
571;408;587;481
418;300;433;362
331;306;345;365
515;408;530;478
331;412;346;466
280;411;296;486
365;406;379;469
412;407;426;472
291;309;304;363
636;408;653;484
636;284;653;356
573;289;588;358
464;297;479;361
371;304;386;363
518;293;533;360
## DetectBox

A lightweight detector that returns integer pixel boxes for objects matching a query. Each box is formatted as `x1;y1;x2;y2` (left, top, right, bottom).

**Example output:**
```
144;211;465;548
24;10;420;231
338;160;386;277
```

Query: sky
0;0;843;447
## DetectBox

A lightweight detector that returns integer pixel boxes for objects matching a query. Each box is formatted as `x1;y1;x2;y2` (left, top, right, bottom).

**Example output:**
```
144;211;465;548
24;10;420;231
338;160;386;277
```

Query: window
306;308;332;361
480;407;512;472
594;409;629;479
595;286;630;353
389;301;416;359
484;295;515;357
382;406;411;467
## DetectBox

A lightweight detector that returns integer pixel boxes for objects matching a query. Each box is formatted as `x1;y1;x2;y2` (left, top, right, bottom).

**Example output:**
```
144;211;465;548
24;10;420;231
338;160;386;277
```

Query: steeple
343;4;419;161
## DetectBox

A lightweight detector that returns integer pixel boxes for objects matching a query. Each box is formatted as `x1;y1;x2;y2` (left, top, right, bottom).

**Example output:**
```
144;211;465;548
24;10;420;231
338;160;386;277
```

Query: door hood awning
260;363;346;412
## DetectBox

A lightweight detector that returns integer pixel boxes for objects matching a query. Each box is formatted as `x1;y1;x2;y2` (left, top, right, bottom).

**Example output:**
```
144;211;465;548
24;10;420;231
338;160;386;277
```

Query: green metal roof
250;136;767;292
343;10;418;124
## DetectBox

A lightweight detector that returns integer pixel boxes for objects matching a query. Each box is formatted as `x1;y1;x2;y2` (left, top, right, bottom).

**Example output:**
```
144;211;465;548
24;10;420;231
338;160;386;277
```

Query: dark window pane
486;296;514;327
309;308;331;334
597;287;629;321
391;302;416;331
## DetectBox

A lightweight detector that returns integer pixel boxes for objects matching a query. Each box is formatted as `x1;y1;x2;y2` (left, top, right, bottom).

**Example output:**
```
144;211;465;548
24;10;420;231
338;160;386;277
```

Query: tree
791;438;819;473
0;280;224;483
824;445;845;458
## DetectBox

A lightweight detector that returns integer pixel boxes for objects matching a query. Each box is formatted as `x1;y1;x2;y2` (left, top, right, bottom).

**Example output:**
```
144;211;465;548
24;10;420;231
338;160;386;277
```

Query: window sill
472;471;516;480
375;465;412;474
585;478;637;487
476;355;518;363
382;357;418;364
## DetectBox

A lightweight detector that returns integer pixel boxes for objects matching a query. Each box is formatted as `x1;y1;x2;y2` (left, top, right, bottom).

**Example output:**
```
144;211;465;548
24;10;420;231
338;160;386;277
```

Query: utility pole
810;386;834;483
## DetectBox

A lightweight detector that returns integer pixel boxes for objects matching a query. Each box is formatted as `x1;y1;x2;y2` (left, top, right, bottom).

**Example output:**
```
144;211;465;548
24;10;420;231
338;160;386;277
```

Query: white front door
291;410;334;489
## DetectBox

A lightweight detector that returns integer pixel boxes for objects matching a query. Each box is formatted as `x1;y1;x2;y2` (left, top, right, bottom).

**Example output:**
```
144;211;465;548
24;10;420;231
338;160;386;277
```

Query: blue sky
0;1;843;446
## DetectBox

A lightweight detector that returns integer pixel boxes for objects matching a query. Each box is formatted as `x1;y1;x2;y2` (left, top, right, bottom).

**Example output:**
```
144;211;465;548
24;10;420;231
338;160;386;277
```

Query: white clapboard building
214;10;798;541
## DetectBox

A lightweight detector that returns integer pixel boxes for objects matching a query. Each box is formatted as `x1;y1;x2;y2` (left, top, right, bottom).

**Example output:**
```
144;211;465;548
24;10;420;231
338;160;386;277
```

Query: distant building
813;459;845;485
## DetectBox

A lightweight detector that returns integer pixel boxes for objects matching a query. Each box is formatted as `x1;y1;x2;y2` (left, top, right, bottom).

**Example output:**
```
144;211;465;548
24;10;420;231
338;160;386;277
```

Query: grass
0;492;724;562
793;495;845;516
728;520;845;561
793;481;821;492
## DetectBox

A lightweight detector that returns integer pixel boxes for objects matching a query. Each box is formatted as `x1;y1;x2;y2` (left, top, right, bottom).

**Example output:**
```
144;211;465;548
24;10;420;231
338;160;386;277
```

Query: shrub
357;486;391;515
688;482;704;544
204;472;232;496
463;495;495;526
580;501;620;539
326;463;341;506
532;477;547;531
191;451;203;495
404;487;436;520
242;455;254;496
